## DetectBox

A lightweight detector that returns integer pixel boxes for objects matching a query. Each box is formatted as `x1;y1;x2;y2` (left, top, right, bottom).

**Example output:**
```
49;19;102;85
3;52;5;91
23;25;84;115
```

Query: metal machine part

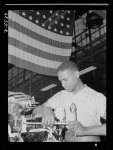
8;91;39;115
8;114;67;142
8;91;67;142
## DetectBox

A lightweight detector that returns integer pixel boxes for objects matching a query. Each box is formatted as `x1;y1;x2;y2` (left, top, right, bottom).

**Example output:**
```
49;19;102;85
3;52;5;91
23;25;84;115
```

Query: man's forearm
85;124;106;136
32;105;45;117
32;104;54;117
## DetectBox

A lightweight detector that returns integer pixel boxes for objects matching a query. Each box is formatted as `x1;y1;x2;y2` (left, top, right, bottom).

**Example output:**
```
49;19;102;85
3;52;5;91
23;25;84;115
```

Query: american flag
8;10;75;76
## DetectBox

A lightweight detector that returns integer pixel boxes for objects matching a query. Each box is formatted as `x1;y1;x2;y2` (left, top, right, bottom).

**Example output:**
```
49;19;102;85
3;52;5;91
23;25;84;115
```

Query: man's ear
74;71;80;78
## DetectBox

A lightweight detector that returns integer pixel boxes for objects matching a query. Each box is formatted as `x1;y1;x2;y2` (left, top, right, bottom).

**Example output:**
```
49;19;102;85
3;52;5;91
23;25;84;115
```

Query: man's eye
64;79;68;81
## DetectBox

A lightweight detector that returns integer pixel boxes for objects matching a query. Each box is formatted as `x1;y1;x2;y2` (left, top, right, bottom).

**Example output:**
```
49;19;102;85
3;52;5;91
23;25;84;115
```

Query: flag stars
50;10;53;14
55;13;58;16
42;23;45;27
61;15;64;19
49;18;52;21
61;23;64;26
60;30;63;34
36;11;40;15
55;20;58;24
35;19;39;24
22;12;26;16
67;17;70;21
48;26;51;29
66;32;69;35
29;16;33;20
20;10;72;36
54;28;57;32
43;15;46;19
66;25;70;28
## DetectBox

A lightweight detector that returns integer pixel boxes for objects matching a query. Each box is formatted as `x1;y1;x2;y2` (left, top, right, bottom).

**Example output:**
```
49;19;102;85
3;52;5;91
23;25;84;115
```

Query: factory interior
8;9;106;142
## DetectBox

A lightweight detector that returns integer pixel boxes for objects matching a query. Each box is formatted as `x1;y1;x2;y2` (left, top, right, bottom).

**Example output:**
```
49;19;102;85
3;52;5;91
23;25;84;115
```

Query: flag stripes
8;10;74;76
8;37;69;62
8;54;59;76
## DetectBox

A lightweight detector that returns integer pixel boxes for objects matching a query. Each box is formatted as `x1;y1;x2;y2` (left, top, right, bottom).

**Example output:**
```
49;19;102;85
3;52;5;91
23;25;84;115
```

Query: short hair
57;61;79;72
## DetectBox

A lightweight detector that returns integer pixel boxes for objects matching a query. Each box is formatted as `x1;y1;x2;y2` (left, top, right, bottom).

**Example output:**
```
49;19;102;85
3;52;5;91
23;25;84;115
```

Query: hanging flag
8;10;75;76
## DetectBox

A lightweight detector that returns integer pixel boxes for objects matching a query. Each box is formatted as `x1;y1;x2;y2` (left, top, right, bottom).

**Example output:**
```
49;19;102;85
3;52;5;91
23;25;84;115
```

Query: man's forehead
58;69;75;74
58;69;75;79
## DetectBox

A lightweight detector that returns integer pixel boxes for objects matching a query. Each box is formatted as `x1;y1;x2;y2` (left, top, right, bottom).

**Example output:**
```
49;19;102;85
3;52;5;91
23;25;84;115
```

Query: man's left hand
68;121;87;136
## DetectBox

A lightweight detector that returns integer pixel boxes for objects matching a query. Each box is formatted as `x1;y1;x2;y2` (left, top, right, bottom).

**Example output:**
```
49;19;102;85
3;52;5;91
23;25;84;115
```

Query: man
32;61;106;142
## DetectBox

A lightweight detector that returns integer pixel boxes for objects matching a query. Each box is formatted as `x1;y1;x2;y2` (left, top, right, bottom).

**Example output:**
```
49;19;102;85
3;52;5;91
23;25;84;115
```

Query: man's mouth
64;87;69;91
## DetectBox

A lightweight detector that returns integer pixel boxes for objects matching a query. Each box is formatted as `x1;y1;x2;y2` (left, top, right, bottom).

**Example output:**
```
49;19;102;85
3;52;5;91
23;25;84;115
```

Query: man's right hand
32;106;55;127
32;105;44;118
42;107;55;127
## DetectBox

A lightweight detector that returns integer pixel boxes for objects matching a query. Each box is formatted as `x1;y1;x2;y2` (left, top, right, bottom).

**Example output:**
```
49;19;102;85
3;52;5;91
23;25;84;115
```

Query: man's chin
65;89;72;92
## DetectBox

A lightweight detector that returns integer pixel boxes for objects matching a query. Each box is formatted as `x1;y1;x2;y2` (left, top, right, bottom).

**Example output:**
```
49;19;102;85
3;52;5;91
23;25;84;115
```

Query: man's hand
32;105;44;118
68;121;87;136
32;106;55;127
42;107;55;127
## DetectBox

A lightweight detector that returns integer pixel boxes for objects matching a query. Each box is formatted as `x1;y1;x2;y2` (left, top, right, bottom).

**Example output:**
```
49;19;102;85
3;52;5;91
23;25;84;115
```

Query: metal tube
26;122;69;125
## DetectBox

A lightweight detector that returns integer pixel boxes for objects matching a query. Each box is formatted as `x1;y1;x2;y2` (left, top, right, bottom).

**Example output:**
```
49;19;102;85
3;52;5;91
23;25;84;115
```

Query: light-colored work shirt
44;85;106;126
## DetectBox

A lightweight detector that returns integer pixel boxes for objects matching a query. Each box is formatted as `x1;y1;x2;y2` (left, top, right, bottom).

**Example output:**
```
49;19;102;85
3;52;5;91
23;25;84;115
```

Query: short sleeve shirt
44;85;106;126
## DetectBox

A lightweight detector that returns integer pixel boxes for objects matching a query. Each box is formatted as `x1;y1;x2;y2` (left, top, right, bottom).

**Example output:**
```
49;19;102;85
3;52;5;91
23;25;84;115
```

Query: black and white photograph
6;3;108;145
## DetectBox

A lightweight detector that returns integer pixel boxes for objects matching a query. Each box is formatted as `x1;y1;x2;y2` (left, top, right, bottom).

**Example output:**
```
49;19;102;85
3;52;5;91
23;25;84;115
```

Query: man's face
58;69;79;92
